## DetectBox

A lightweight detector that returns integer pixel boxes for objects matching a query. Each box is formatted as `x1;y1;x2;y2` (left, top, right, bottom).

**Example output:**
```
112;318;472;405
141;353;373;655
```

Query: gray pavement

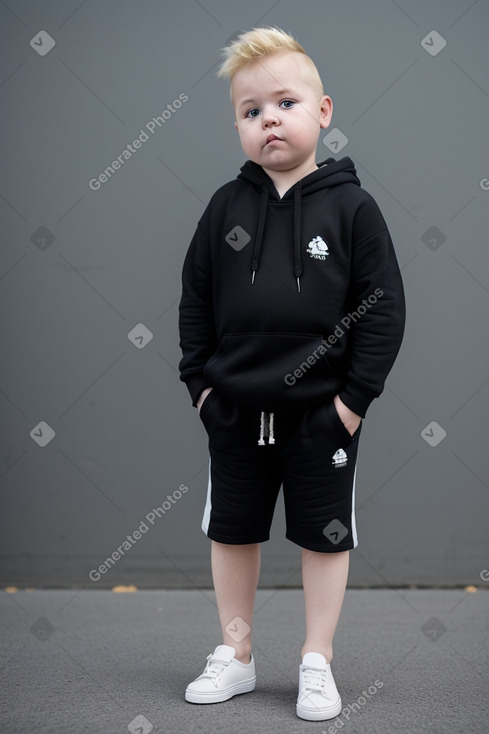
1;588;488;734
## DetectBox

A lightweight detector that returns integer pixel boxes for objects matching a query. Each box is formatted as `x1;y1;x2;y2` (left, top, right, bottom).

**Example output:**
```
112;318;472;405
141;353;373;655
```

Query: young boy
178;27;405;721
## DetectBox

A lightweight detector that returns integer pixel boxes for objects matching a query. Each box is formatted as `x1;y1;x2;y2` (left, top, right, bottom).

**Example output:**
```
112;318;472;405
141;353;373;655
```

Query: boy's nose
262;105;280;127
263;113;279;128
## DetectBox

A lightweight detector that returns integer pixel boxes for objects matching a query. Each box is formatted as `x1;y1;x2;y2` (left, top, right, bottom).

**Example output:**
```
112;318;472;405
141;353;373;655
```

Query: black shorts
198;390;362;553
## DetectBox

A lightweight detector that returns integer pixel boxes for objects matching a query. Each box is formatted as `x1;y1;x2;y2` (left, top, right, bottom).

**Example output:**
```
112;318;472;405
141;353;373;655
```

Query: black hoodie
178;157;405;418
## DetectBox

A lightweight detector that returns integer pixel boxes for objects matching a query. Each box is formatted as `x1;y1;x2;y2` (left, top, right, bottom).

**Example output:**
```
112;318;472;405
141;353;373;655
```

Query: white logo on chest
306;236;329;260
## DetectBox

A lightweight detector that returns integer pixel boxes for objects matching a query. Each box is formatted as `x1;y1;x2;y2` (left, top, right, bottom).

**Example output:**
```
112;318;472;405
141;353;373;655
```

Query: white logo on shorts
332;448;348;468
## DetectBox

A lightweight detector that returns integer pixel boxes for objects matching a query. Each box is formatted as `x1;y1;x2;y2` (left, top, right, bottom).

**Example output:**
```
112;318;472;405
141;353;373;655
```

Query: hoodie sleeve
178;214;218;407
338;194;406;418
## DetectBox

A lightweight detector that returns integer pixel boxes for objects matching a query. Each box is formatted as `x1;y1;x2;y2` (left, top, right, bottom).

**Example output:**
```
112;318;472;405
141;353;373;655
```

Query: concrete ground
0;588;488;734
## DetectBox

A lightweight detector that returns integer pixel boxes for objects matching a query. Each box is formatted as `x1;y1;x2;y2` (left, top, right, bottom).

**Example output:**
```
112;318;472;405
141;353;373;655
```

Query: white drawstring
268;412;275;444
258;411;275;445
258;412;266;445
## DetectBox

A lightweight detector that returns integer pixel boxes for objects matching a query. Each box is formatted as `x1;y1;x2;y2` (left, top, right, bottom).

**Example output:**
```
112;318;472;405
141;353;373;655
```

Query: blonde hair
217;27;324;99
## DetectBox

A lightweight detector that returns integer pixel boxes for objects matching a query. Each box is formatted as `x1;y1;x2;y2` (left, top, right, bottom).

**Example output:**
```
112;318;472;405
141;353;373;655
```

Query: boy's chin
259;157;313;172
249;148;319;172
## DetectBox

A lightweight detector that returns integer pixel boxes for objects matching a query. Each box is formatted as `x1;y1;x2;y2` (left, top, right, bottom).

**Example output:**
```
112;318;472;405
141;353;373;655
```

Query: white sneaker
296;652;342;721
185;644;256;704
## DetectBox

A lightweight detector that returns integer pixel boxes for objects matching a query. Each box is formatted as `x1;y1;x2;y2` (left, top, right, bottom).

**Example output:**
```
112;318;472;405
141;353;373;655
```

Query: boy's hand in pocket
333;394;362;436
197;387;213;414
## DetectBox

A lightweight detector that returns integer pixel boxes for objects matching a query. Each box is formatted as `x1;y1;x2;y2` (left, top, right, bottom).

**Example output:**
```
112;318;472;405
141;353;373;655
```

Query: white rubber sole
296;696;342;721
185;676;256;704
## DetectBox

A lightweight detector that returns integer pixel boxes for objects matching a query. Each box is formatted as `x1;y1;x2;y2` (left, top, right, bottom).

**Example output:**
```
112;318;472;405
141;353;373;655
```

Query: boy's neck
262;159;319;199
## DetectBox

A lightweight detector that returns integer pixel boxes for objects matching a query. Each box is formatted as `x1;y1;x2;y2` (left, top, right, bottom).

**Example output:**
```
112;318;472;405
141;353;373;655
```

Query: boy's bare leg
301;549;349;663
211;540;260;664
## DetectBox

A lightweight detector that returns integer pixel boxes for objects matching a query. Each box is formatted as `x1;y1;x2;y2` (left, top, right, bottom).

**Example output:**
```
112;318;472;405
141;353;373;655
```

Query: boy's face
232;51;332;174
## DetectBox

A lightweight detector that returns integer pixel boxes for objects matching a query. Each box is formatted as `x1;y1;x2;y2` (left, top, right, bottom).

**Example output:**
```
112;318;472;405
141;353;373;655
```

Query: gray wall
1;0;488;588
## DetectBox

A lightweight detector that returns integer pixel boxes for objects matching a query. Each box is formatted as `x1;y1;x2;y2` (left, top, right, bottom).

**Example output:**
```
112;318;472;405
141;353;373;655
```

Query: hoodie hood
237;157;361;292
237;156;361;197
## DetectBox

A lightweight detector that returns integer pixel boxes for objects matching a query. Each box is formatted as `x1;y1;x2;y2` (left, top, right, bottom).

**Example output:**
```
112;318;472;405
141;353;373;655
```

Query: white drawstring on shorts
258;411;275;445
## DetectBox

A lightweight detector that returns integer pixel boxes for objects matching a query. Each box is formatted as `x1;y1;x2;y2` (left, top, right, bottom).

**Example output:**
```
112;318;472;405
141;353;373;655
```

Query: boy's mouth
265;134;283;145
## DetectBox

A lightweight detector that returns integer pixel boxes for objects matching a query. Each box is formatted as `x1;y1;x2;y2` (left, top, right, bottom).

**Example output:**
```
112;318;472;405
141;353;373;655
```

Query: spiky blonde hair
217;27;324;100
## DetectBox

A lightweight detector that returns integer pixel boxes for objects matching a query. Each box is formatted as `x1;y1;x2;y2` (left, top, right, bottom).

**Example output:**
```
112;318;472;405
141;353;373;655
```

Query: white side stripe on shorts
351;463;358;548
201;458;212;535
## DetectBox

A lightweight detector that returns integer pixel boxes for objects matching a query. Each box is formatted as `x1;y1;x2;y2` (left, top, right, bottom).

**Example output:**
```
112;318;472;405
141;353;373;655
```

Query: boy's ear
319;95;333;129
234;121;238;131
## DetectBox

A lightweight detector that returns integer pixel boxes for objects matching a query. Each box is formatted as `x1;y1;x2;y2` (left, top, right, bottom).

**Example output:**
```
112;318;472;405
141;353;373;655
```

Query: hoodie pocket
203;332;341;411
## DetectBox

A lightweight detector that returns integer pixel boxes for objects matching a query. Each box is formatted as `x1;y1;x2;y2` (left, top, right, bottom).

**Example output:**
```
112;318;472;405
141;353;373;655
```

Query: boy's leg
301;548;349;663
279;401;361;666
211;539;261;664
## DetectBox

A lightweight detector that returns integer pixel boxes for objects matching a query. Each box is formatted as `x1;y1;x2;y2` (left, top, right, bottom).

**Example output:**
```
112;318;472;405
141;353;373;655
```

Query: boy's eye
280;100;294;109
246;108;260;118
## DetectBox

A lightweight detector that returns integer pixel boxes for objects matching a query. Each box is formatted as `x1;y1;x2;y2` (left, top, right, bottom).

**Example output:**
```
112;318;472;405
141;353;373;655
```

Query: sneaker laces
302;666;331;695
201;653;229;687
